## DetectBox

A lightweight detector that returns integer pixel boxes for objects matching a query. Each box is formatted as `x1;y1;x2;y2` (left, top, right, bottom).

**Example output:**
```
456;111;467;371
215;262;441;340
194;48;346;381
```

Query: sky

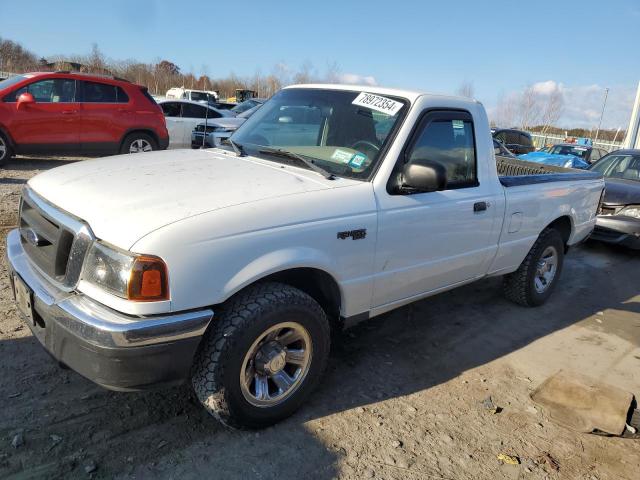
1;0;639;129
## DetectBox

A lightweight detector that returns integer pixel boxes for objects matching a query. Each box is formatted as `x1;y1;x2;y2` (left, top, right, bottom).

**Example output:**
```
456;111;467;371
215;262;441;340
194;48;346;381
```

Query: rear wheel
120;133;157;154
503;228;565;306
191;282;330;428
0;133;13;167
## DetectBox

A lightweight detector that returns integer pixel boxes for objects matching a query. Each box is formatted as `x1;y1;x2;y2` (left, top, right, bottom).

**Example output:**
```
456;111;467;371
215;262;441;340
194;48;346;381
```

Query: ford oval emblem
21;227;46;247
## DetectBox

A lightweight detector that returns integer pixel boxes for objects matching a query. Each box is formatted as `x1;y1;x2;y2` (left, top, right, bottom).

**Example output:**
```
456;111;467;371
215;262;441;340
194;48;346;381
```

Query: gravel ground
1;156;639;479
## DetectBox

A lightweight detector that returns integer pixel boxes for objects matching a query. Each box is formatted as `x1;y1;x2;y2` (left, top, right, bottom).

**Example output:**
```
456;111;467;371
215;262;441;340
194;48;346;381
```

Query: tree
456;81;475;98
539;89;564;135
518;85;542;130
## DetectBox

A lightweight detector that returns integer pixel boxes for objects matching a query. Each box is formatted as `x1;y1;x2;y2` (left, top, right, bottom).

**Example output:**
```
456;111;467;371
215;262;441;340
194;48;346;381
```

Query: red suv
0;72;169;165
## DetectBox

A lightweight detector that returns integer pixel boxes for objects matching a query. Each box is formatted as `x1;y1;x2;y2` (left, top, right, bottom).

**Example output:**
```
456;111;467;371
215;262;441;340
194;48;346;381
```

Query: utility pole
593;87;609;146
624;81;640;149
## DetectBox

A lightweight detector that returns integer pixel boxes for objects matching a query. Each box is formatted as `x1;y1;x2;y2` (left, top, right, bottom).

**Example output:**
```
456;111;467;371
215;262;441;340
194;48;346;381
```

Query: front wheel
191;282;330;428
503;228;565;307
0;133;13;167
120;133;157;154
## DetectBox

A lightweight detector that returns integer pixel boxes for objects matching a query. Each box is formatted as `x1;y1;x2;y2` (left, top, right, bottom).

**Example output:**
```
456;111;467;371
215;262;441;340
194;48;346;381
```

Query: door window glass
83;81;119;103
161;102;181;117
7;78;76;102
182;103;221;119
406;115;477;188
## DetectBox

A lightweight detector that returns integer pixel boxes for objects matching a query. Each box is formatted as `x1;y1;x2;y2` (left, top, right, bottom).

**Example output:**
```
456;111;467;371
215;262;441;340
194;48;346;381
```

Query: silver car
191;104;262;148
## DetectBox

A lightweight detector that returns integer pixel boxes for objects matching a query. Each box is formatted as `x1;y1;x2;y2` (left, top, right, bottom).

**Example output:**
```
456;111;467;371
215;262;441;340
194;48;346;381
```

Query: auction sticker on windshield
352;92;403;116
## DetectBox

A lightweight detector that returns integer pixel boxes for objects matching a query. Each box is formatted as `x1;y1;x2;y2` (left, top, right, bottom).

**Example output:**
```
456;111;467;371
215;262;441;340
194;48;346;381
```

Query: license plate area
13;273;35;326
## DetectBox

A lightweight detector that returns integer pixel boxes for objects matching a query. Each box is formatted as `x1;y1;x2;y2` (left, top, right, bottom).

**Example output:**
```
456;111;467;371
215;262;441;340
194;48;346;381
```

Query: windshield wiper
258;147;336;180
229;139;247;157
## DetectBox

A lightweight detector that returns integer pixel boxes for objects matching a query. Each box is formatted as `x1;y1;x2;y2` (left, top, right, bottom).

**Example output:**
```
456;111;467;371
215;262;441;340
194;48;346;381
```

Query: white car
159;99;232;149
7;84;604;429
191;104;261;148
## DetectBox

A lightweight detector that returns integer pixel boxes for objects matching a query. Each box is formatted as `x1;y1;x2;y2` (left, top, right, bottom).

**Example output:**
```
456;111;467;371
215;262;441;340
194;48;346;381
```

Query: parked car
518;143;608;169
230;98;266;114
588;149;640;249
0;72;169;165
492;128;535;155
191;104;262;148
7;85;603;429
159;99;233;148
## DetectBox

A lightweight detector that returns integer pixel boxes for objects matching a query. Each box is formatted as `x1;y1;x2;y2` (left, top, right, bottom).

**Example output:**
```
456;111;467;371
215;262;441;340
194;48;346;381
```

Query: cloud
337;73;377;86
489;80;637;129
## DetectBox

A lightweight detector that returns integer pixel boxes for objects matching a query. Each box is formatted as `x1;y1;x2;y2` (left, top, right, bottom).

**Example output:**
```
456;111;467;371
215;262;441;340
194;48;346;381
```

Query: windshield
0;75;26;92
232;99;260;114
590;154;640;181
549;145;589;158
232;88;407;179
190;91;208;102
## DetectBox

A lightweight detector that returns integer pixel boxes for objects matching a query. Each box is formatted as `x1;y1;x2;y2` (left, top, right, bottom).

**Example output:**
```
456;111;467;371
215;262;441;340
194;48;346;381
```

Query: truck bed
496;155;602;187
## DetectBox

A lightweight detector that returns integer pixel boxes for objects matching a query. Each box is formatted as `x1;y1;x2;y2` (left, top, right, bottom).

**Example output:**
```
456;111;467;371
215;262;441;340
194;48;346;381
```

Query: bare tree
539;89;564;135
456;81;475;98
518;85;542;130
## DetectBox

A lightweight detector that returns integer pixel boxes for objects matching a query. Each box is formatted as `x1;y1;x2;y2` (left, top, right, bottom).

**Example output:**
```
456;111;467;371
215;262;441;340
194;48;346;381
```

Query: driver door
372;110;501;308
8;77;80;151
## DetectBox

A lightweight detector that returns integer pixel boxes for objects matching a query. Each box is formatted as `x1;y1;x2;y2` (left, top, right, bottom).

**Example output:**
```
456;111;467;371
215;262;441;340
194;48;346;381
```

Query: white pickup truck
7;84;604;428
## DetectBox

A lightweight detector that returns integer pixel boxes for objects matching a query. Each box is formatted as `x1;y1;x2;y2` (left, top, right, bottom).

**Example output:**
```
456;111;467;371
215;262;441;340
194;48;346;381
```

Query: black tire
120;133;157;154
503;228;565;307
0;133;13;167
191;282;331;429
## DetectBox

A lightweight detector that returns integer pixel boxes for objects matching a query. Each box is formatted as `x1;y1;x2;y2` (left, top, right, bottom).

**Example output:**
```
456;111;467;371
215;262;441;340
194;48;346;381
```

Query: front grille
194;124;216;133
19;188;94;289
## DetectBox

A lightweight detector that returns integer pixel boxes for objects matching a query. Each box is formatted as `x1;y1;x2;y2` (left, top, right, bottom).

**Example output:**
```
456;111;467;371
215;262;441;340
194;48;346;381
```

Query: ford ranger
6;84;604;428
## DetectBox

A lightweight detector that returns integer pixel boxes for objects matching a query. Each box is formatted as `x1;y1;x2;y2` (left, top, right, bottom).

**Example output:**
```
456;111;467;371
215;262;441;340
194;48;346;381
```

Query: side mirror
494;146;501;155
17;92;35;110
401;159;447;193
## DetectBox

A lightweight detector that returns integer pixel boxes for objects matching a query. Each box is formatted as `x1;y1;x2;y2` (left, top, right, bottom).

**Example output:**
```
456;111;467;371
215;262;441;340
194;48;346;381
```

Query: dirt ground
1;157;639;480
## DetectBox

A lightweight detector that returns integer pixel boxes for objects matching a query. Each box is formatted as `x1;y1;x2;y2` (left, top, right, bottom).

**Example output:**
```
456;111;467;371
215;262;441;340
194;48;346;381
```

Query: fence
530;133;624;152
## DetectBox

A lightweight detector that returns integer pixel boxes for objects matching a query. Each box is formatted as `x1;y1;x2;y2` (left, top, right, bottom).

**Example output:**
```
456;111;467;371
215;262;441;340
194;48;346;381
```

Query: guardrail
530;133;624;152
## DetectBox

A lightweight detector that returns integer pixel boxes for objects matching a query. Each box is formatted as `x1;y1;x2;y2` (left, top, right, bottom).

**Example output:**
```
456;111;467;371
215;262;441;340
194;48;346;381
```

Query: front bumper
6;229;214;391
191;131;232;148
591;215;640;249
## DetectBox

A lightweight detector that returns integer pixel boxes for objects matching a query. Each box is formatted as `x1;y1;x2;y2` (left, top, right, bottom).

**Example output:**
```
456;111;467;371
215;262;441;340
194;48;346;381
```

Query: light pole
593;87;609;146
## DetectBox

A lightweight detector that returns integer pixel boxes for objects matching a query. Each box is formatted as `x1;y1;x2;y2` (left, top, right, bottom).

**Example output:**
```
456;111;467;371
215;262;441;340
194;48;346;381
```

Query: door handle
474;201;488;212
61;110;77;114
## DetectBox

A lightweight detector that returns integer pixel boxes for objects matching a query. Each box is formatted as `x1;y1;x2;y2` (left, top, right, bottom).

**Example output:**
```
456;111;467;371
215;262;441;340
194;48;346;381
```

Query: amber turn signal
127;255;169;301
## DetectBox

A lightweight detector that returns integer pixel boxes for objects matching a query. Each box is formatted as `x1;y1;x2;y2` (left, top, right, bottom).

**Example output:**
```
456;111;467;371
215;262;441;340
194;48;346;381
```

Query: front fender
222;247;344;307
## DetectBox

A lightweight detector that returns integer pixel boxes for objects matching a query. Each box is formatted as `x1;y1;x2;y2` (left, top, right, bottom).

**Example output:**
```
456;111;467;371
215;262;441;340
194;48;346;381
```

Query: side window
181;103;208;118
116;87;129;103
520;133;532;147
590;149;601;162
406;112;477;189
506;131;520;145
83;81;118;103
161;102;181;117
494;131;507;144
6;78;76;102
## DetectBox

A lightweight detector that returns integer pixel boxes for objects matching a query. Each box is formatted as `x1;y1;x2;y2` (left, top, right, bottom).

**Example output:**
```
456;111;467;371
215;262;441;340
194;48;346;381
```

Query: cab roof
285;83;479;105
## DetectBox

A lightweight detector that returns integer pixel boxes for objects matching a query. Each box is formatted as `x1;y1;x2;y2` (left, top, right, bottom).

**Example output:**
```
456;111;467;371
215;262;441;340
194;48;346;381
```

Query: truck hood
601;177;640;205
518;151;589;169
28;149;354;249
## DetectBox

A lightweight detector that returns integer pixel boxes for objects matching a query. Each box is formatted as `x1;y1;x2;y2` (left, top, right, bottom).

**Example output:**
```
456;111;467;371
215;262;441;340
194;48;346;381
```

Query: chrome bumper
6;228;214;390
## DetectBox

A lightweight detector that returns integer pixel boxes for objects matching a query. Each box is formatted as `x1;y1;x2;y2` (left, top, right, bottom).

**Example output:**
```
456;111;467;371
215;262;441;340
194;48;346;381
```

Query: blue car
518;144;608;169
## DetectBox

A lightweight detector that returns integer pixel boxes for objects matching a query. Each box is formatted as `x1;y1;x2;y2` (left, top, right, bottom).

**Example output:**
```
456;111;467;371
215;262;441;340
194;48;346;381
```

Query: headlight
82;241;169;301
619;205;640;219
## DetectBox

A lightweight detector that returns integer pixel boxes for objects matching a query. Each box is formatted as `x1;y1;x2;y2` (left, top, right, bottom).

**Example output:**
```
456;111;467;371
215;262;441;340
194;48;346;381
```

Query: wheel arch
544;215;572;251
119;128;160;150
220;265;343;328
